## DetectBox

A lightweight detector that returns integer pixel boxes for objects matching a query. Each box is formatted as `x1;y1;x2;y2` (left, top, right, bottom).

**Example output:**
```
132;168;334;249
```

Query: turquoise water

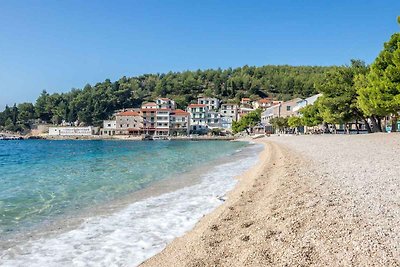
0;140;248;236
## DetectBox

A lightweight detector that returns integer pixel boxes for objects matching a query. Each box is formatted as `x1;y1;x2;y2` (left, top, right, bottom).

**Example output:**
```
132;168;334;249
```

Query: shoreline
141;138;273;266
14;135;239;141
142;134;400;266
0;140;261;266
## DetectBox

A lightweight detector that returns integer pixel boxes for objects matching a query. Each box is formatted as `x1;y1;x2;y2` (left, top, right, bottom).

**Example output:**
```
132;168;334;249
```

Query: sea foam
0;144;262;267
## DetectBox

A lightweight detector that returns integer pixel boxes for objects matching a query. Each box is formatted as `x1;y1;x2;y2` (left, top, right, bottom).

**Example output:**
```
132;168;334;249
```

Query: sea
0;139;262;266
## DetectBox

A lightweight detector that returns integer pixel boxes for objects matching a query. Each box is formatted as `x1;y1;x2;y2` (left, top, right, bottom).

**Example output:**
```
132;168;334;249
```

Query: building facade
115;110;143;135
101;120;117;136
48;126;94;136
170;109;190;136
187;104;208;133
197;97;220;111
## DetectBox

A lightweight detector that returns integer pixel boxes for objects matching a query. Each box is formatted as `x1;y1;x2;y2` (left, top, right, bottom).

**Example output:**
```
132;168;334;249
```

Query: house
220;104;238;129
170;109;190;136
48;126;94;136
141;102;157;109
240;98;252;107
156;98;176;109
187;104;208;133
197;97;220;111
101;120;116;136
253;98;273;110
115;110;143;135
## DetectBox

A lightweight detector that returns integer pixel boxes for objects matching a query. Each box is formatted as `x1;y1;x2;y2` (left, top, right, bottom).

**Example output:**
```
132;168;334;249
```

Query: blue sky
0;0;399;108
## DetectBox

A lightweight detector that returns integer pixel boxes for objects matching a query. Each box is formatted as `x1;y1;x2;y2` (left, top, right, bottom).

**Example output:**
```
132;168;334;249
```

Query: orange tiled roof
117;111;140;116
258;98;272;103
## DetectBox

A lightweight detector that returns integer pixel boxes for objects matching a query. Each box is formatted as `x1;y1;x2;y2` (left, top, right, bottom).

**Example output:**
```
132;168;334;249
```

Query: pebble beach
142;134;400;266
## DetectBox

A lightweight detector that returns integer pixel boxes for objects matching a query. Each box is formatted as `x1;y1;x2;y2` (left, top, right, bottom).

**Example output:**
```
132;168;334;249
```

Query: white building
187;104;208;133
207;111;222;128
197;97;220;111
292;94;322;113
48;126;94;136
156;98;176;109
101;120;116;136
220;104;238;130
155;109;171;136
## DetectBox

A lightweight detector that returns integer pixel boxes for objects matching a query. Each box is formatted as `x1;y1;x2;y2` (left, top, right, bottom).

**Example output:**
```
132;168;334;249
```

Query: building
239;107;256;119
207;110;222;128
48;126;94;136
187;104;208;133
101;120;116;136
197;97;220;111
170;109;190;136
156;98;176;109
155;109;171;136
220;104;238;130
292;94;322;114
261;98;302;133
141;102;157;110
141;102;157;135
240;98;252;107
253;98;273;110
115;110;143;135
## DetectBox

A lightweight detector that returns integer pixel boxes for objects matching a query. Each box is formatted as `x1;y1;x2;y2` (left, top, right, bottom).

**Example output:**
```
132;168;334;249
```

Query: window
120;124;122;127
127;124;129;127
286;106;291;111
107;124;111;127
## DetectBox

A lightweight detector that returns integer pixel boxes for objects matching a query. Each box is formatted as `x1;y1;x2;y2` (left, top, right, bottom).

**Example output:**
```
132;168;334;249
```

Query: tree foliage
232;109;262;134
0;65;333;129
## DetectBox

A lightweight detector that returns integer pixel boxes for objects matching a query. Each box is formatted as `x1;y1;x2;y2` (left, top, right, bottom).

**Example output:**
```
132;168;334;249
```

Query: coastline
0;140;261;266
142;134;400;266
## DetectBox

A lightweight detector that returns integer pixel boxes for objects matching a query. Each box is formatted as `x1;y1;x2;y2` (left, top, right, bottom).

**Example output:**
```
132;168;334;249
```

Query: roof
188;104;206;108
117;111;140;116
142;102;156;106
241;98;251;101
171;109;189;116
258;98;273;103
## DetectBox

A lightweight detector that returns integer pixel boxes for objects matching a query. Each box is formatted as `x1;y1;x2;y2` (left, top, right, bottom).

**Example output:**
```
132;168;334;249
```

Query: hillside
0;65;335;130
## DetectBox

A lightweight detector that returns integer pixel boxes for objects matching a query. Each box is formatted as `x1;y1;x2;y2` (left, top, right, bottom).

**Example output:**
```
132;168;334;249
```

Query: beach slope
142;134;399;266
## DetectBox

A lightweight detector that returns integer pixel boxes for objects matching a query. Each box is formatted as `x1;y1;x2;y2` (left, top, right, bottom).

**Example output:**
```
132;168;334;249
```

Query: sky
0;0;399;108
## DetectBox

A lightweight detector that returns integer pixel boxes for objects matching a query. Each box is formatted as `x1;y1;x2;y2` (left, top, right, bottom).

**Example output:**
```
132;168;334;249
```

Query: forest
0;65;333;132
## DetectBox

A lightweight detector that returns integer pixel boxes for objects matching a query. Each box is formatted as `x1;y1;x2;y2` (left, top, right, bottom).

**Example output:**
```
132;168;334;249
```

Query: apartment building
115;110;143;135
187;104;208;133
207;110;222;128
220;104;238;130
155;109;171;136
197;97;220;111
156;98;176;109
170;109;190;136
